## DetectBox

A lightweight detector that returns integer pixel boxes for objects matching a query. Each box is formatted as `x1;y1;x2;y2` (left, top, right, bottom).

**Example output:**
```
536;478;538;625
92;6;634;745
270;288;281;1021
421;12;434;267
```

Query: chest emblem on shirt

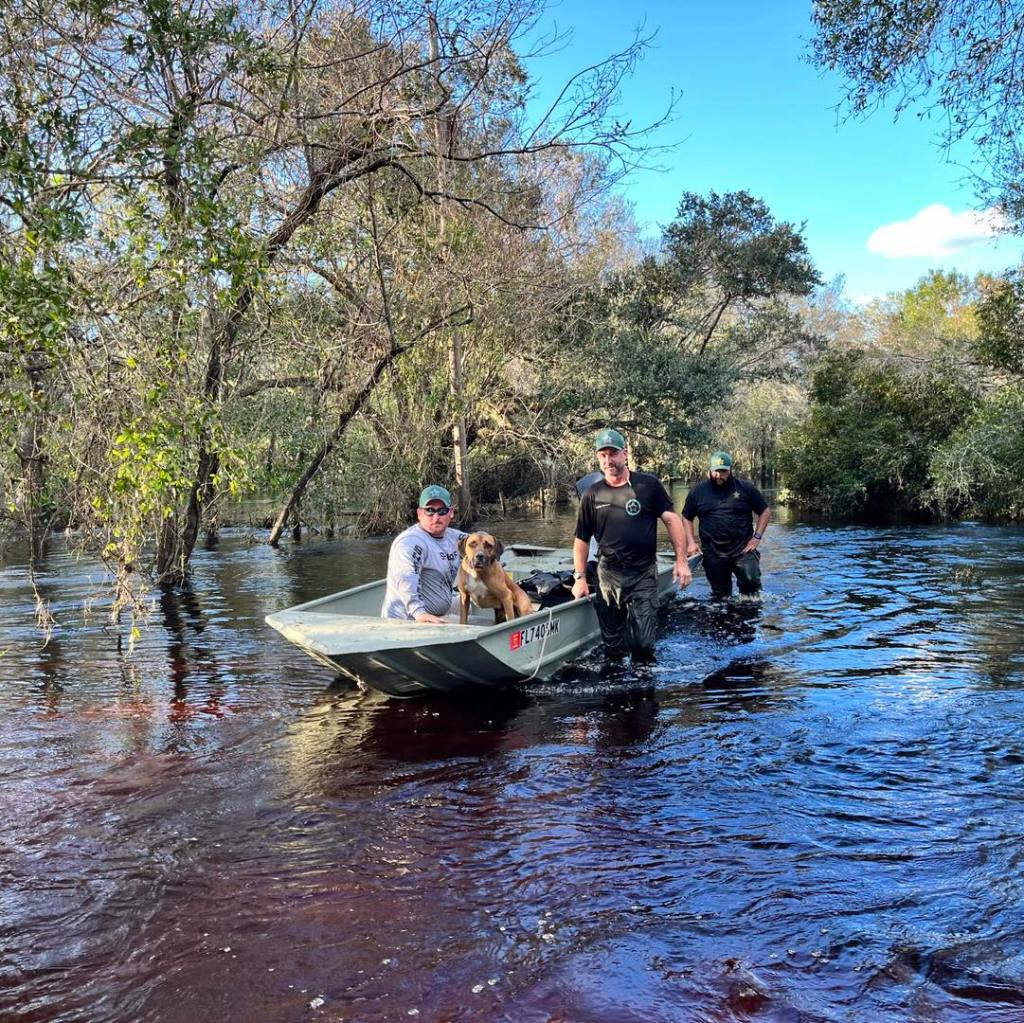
625;498;641;516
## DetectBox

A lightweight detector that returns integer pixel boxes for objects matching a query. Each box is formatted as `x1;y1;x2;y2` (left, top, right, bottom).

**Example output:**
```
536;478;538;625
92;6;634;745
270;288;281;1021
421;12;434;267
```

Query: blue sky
524;0;1022;302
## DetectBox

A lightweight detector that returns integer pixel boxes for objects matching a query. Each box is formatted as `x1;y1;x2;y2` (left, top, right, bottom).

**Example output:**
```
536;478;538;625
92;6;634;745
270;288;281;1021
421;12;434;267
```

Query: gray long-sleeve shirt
381;524;468;620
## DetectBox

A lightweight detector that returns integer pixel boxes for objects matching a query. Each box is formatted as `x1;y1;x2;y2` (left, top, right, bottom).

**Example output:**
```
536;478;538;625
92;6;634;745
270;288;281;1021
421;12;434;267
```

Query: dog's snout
472;552;490;567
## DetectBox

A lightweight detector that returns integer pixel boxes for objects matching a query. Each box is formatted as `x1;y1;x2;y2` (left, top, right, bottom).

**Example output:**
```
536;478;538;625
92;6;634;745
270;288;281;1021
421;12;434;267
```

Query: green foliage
810;0;1024;219
664;190;821;304
545;301;732;451
778;350;975;518
975;275;1024;374
930;382;1024;520
1;0;835;617
538;189;824;466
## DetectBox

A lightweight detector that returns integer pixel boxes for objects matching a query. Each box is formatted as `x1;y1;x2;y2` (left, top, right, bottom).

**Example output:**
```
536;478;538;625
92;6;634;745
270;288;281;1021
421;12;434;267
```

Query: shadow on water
661;585;778;640
319;684;534;766
686;656;808;723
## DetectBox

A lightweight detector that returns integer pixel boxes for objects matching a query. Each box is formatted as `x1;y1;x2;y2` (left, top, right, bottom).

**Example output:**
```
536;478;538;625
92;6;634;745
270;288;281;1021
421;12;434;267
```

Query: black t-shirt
575;471;673;570
682;477;768;559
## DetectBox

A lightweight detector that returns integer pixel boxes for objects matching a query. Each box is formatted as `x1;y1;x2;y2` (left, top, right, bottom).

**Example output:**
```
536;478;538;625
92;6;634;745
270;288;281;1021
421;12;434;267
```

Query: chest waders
595;560;660;660
703;549;762;599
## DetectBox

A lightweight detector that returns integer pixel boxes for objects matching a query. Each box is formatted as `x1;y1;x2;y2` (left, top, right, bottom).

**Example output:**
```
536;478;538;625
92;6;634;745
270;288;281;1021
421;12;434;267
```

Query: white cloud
867;204;1009;259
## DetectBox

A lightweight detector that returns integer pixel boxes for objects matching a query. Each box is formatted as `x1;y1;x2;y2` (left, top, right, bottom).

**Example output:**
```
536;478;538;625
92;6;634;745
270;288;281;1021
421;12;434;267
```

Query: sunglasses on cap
421;505;450;516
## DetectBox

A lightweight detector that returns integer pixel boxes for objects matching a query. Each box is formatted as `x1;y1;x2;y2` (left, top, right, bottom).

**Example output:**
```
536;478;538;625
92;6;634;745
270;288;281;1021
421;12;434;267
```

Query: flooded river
2;512;1024;1022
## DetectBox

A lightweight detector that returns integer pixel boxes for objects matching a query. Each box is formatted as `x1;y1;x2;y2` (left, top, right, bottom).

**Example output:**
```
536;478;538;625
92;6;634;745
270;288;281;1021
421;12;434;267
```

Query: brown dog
457;532;535;625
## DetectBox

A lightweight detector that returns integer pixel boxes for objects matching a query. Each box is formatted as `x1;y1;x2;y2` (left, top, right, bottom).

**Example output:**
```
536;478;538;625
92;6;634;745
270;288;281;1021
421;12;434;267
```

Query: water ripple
1;520;1024;1021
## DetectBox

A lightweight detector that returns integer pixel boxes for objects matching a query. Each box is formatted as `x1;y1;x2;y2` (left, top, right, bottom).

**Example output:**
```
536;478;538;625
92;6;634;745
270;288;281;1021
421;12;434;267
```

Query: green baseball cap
709;451;733;470
418;484;452;507
594;428;626;451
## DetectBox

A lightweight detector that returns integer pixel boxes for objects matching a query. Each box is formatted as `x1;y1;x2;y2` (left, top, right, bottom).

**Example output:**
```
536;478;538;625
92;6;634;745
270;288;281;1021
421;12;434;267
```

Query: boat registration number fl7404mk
509;617;560;651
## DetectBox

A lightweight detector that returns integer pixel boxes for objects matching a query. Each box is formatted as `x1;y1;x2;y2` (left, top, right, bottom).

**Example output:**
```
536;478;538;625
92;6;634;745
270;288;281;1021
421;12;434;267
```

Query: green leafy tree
778;350;975;517
0;9;92;560
811;0;1024;219
541;190;822;465
928;272;1024;518
662;190;821;356
975;273;1024;374
930;383;1024;519
1;0;670;620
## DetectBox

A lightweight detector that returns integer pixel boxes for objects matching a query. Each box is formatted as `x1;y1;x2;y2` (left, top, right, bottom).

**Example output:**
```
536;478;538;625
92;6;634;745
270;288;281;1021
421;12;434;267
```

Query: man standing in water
381;484;467;623
572;429;691;661
682;451;770;599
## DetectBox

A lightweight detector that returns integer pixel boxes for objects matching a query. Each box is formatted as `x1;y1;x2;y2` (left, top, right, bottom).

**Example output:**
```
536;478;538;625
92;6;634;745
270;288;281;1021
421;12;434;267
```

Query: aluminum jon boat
266;546;700;698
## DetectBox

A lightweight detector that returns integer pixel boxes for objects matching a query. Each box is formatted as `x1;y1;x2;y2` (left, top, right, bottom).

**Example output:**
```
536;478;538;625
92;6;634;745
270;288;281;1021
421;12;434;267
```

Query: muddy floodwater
3;512;1024;1023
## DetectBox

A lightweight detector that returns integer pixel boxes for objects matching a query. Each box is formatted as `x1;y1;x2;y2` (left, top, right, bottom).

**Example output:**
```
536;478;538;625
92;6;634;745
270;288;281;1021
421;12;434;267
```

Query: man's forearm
662;512;687;557
572;537;590;575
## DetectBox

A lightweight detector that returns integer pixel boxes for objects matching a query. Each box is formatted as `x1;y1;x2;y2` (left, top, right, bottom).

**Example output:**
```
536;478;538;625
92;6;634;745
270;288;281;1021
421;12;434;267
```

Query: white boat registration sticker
510;619;560;650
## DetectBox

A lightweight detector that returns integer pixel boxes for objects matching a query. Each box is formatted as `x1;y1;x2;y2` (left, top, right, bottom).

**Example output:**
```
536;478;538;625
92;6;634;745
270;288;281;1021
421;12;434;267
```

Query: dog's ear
494;538;504;559
458;534;468;557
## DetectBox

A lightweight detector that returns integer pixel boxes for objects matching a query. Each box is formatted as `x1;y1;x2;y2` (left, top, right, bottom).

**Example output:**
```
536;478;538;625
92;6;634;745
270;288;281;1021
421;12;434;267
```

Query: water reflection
553;686;661;749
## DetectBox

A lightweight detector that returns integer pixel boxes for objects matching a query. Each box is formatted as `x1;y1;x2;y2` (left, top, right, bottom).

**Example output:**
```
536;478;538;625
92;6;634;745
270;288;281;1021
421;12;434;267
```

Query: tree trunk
268;339;413;546
16;351;49;564
450;328;472;524
16;415;46;563
428;10;472;526
160;138;398;582
156;447;218;585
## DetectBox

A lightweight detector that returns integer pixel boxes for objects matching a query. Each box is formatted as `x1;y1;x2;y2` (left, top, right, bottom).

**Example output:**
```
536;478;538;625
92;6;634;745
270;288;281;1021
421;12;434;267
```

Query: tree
928;270;1024;519
855;270;983;383
1;0;671;617
662;190;821;357
810;0;1024;219
715;380;807;488
538;190;822;463
777;270;991;517
777;349;975;517
0;5;93;561
975;272;1024;374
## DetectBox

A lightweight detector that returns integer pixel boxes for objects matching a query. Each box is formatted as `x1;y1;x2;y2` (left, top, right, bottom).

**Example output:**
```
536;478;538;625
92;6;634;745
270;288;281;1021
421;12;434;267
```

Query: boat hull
266;547;696;697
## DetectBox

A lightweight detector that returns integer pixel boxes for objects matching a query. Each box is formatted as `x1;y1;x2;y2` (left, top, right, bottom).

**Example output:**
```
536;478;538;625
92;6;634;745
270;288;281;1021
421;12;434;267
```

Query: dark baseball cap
595;428;626;451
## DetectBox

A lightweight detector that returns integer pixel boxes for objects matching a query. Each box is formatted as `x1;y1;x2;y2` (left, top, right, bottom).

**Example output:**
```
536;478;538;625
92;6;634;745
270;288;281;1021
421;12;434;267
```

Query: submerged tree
777;349;975;518
929;272;1024;518
777;272;987;517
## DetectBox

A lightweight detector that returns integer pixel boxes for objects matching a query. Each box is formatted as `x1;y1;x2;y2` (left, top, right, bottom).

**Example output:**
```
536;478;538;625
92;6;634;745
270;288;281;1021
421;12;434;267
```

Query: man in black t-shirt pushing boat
572;429;691;661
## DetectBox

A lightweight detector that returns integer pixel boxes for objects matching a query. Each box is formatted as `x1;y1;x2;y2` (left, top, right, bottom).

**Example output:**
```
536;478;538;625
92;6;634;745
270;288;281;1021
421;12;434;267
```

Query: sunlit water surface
2;512;1024;1022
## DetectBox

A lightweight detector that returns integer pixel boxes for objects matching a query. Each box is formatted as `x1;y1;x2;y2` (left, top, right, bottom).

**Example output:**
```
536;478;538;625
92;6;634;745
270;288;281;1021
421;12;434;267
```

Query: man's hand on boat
414;612;450;625
673;553;693;589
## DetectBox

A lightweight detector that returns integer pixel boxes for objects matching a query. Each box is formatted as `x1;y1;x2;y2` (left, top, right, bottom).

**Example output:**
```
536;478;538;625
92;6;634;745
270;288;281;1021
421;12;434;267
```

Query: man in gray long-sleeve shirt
381;484;468;623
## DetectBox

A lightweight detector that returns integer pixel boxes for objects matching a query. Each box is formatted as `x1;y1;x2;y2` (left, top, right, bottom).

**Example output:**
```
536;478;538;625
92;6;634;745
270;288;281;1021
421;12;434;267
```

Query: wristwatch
573;570;586;579
753;531;763;540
